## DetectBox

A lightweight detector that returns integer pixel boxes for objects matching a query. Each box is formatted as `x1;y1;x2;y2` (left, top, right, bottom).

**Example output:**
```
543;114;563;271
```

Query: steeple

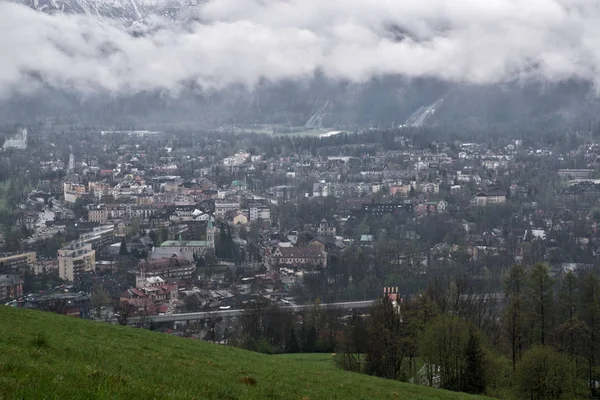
206;215;215;249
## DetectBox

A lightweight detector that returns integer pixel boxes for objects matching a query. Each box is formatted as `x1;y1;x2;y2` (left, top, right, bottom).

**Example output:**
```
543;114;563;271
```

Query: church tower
206;216;215;249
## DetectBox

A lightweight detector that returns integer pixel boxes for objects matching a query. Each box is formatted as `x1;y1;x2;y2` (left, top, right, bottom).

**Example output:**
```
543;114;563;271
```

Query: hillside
0;307;490;400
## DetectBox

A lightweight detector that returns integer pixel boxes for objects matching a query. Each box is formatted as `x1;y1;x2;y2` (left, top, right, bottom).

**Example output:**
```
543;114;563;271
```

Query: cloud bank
2;0;600;96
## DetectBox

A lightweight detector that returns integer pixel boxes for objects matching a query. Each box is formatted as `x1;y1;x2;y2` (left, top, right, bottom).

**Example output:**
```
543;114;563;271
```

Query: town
0;127;591;312
2;122;600;396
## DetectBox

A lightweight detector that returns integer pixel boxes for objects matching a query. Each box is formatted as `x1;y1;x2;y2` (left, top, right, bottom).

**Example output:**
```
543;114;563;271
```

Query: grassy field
275;353;340;370
0;306;491;400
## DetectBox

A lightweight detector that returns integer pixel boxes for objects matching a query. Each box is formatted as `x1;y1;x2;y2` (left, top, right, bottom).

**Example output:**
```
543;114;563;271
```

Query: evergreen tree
304;325;318;353
503;264;527;371
528;263;554;346
582;272;600;395
287;327;299;354
463;328;486;394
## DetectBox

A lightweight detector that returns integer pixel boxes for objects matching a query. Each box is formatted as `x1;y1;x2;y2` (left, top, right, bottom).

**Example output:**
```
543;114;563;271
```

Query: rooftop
160;240;211;247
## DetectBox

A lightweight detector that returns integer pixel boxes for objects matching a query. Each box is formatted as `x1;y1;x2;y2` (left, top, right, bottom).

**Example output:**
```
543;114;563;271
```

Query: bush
514;346;583;400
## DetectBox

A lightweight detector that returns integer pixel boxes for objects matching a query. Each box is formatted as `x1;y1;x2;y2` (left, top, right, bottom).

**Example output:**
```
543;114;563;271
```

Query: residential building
58;242;96;281
357;202;412;216
0;252;37;274
475;188;507;206
215;201;240;220
133;257;196;281
63;181;86;203
31;260;59;276
317;219;336;237
249;205;271;222
78;225;115;251
233;212;249;225
270;246;327;267
0;274;23;302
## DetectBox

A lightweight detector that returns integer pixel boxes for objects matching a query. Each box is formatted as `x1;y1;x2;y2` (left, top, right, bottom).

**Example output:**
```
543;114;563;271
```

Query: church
149;218;215;262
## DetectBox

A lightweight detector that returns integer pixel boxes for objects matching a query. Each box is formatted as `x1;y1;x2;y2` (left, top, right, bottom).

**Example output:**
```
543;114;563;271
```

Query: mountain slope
0;306;488;400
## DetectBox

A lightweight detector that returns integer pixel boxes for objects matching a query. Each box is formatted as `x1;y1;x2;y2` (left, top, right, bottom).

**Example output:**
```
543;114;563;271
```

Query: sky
2;0;600;96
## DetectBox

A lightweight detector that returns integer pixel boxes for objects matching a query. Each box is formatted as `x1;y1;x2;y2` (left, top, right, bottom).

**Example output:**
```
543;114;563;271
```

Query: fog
2;0;600;97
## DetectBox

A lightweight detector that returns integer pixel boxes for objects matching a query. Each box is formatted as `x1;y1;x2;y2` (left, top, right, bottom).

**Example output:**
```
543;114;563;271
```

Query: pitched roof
477;187;507;197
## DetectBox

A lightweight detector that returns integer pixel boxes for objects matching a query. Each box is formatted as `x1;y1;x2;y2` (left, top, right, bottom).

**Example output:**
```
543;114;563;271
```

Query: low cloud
2;0;600;96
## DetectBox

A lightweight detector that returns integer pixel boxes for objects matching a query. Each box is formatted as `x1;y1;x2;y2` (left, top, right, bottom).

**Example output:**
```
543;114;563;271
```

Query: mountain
6;1;600;131
14;0;182;22
2;77;598;132
0;306;488;399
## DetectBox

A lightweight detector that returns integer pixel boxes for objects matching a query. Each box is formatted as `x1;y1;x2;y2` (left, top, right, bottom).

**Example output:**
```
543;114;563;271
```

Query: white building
3;128;27;150
249;205;270;222
58;242;96;281
215;201;240;220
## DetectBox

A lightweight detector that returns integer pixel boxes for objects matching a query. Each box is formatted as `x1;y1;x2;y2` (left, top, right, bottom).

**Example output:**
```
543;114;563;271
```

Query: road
134;300;377;324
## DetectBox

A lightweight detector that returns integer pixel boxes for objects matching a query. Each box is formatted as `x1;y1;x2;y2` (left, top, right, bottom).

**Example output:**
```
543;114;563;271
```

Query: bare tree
114;301;137;326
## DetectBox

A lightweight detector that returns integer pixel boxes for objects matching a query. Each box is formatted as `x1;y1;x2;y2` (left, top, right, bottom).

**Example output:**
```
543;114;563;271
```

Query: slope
0;306;490;400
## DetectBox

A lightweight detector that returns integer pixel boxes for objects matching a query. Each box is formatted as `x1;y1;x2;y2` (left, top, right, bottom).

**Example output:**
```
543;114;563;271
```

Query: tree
128;217;141;237
337;311;367;372
419;314;477;392
582;271;600;395
514;346;580;400
73;197;87;220
304;325;318;353
463;327;486;394
503;264;527;371
365;296;405;380
114;301;137;326
91;284;110;319
287;327;300;354
528;263;554;346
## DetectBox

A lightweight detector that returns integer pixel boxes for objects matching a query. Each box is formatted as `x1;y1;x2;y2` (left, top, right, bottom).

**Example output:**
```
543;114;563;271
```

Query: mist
2;0;600;97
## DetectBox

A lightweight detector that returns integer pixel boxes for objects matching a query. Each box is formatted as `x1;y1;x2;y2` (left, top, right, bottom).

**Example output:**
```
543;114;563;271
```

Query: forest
231;263;600;400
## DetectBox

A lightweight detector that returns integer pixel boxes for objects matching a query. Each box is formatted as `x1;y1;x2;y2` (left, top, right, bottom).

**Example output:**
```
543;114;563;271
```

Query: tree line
336;263;600;399
233;263;600;399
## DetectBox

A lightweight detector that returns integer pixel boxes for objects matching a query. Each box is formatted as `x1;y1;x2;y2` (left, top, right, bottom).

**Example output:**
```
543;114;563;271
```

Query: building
78;225;115;252
88;204;155;224
232;212;249;225
270;246;327;267
249;205;271;222
58;242;96;281
557;169;594;179
63;181;87;203
127;276;178;300
88;181;112;199
2;128;27;150
88;207;108;224
151;219;215;261
14;292;90;317
0;252;37;274
31;260;59;276
0;274;23;302
133;257;196;281
357;202;412;216
475;188;507;206
215;201;240;220
316;219;336;237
